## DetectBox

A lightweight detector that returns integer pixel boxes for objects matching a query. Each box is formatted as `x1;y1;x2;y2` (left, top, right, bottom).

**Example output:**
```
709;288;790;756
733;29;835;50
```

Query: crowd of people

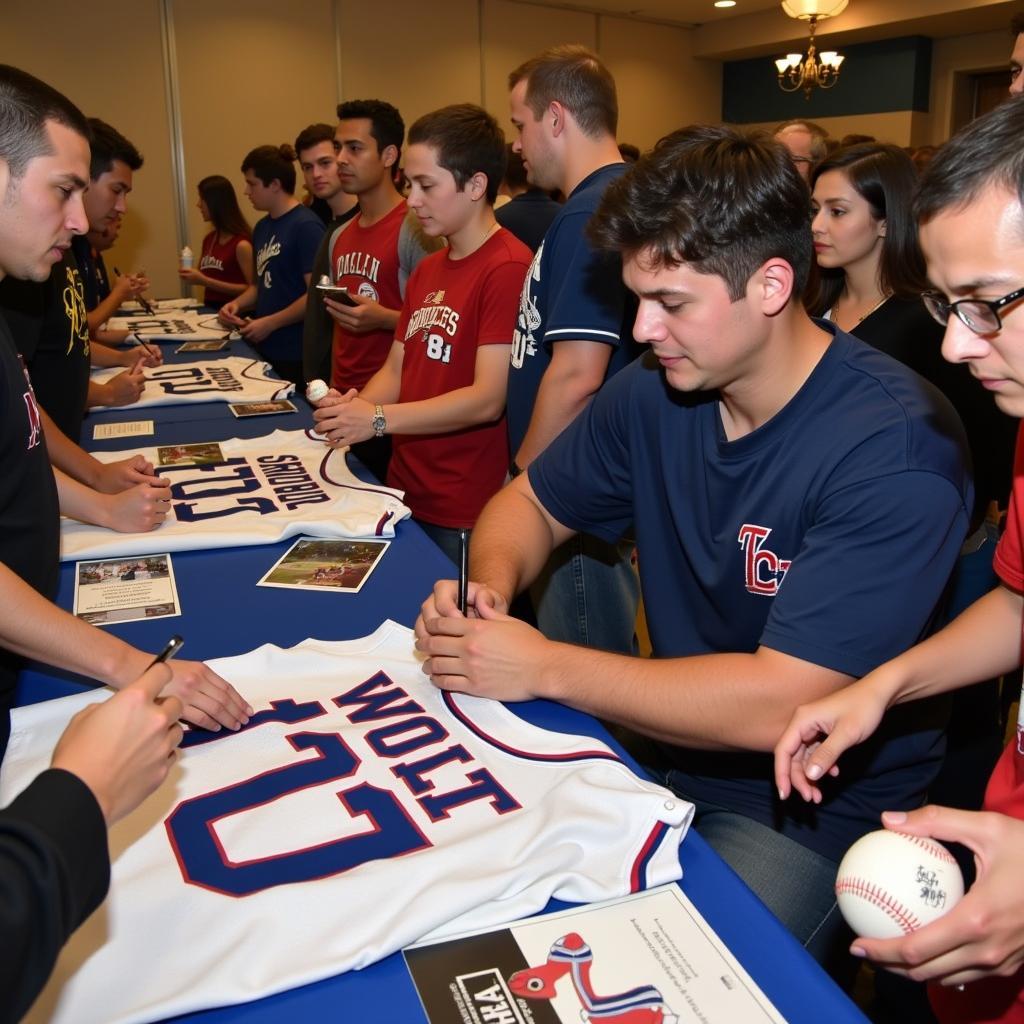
3;12;1024;1022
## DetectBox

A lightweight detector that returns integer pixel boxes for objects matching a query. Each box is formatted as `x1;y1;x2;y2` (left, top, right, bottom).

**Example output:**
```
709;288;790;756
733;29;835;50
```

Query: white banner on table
90;356;294;409
92;420;154;440
0;622;691;1024
60;428;410;560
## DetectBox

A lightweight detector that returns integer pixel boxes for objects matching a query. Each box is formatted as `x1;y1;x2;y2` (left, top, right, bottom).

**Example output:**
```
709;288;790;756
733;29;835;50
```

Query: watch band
372;404;387;438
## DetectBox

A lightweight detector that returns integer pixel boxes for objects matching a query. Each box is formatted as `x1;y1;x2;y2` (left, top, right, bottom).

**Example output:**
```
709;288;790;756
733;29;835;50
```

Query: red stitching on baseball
891;833;956;864
836;877;923;933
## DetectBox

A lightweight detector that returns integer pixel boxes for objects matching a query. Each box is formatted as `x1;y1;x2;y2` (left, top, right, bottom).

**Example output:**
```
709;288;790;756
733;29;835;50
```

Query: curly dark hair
589;124;812;302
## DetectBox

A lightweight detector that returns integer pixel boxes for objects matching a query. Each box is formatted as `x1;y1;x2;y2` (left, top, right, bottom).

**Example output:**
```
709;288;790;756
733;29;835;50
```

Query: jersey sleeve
0;768;110;1022
541;211;626;349
993;422;1024;592
528;360;636;537
475;260;531;348
760;470;970;677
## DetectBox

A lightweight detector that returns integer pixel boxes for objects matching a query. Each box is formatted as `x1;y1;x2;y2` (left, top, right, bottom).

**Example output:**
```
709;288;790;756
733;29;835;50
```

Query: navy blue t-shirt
530;324;972;862
253;204;324;363
506;163;638;455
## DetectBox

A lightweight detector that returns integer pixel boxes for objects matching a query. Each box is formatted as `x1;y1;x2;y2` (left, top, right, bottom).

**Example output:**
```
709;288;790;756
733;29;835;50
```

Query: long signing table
16;332;867;1023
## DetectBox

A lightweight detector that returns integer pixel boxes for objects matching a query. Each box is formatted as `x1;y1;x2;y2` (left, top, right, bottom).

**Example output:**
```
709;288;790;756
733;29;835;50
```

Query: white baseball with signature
835;829;965;939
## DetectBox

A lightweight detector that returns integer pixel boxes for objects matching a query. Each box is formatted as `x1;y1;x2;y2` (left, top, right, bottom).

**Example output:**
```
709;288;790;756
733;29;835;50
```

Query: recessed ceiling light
714;1;737;7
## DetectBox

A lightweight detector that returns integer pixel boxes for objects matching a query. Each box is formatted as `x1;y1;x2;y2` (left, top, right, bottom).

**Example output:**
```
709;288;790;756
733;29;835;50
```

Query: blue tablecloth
16;337;867;1023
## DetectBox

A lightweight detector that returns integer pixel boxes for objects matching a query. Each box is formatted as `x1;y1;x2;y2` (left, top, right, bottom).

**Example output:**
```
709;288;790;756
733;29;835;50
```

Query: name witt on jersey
256;236;281;277
335;250;381;282
167;670;520;895
199;254;224;272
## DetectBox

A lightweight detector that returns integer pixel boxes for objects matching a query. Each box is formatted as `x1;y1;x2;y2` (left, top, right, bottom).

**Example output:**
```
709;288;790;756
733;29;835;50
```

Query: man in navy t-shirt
416;126;972;976
505;45;639;656
220;144;324;384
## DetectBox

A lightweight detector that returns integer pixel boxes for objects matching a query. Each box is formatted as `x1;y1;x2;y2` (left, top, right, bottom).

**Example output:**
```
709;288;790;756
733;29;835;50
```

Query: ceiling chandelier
775;0;847;99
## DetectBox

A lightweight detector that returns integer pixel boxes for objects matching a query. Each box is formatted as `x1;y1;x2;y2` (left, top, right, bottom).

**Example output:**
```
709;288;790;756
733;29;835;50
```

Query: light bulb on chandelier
775;1;847;99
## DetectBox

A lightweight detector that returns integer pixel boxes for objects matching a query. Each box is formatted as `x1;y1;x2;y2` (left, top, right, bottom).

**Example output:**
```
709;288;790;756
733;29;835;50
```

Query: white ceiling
507;0;1018;38
507;0;816;29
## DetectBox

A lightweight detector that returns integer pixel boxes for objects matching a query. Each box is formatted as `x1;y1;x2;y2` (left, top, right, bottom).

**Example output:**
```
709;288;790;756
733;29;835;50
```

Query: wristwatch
371;404;387;438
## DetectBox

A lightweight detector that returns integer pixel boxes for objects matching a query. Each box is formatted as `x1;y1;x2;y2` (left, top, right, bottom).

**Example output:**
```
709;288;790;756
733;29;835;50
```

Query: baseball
835;829;964;939
306;379;329;403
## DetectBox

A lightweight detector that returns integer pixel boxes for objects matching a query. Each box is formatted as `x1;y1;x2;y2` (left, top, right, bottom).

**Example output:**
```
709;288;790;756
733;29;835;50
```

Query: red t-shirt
199;231;249;308
331;202;408;392
930;422;1024;1024
386;228;530;528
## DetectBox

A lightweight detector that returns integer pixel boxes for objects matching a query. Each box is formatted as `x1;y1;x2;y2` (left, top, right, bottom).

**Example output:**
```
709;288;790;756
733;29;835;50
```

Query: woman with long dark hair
808;143;930;339
180;175;253;308
807;142;1012;527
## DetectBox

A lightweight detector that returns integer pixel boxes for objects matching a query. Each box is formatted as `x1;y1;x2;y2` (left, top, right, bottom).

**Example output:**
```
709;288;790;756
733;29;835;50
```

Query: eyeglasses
922;285;1024;335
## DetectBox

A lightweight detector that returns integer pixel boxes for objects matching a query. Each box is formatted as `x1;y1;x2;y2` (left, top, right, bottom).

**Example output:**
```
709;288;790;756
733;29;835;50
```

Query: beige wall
601;15;722;148
926;27;1011;144
6;0;723;296
173;0;339;281
3;0;179;295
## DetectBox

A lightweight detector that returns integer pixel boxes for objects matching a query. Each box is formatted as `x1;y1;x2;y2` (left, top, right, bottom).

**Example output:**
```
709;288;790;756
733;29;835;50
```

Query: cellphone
145;635;184;670
317;283;357;307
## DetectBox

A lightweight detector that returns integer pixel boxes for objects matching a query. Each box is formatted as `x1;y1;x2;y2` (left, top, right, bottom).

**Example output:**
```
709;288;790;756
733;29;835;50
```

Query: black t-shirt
0;250;91;441
852;296;1016;522
495;188;561;253
0;316;60;756
70;235;104;311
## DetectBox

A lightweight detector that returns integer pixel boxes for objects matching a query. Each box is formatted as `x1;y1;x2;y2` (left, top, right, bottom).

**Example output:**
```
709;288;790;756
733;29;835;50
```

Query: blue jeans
651;769;852;977
418;521;466;568
529;533;638;653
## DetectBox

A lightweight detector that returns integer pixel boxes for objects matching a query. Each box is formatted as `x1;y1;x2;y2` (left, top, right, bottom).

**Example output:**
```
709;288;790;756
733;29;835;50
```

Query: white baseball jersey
113;298;202;315
60;429;410;560
90;356;294;410
1;622;692;1024
108;309;232;340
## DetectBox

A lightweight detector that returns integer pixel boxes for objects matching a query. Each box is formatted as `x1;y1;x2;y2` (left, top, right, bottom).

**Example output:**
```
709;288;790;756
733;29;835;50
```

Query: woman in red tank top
180;175;254;308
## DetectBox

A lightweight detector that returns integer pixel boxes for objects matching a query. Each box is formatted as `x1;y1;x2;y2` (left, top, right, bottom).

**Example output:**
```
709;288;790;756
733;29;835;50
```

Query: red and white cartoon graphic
509;932;677;1023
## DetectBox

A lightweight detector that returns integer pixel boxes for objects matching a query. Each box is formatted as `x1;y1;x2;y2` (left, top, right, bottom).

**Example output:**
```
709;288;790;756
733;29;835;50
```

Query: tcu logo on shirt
737;524;791;596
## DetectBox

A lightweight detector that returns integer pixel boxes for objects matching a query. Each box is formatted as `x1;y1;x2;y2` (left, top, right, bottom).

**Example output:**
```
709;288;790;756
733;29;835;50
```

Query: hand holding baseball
846;807;1024;987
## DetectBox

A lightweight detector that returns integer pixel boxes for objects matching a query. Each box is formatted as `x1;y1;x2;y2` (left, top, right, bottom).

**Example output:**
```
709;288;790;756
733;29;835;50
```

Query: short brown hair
589;125;813;302
508;44;617;139
409;104;506;205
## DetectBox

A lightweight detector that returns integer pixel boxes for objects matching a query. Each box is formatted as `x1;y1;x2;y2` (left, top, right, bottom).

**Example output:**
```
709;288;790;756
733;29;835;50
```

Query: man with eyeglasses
1010;12;1024;96
774;95;1024;1024
773;119;829;184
